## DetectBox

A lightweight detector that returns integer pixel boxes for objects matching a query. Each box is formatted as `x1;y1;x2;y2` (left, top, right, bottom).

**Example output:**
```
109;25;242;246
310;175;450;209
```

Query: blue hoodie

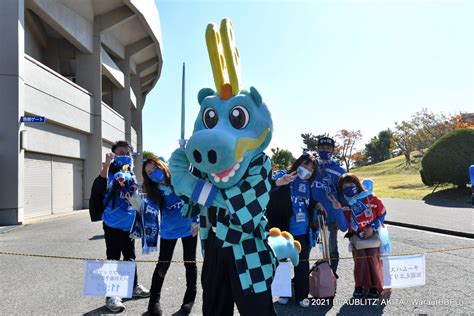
311;159;347;227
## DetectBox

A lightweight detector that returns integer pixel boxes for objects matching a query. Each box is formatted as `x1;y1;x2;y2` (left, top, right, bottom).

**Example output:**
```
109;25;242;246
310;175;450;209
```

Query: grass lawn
350;154;464;200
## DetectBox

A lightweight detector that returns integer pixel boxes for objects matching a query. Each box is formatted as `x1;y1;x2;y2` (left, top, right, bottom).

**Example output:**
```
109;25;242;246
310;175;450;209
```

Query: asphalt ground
0;211;473;315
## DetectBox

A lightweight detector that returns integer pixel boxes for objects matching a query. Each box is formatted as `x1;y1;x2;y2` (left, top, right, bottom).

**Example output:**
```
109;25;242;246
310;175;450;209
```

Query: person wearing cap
311;137;347;276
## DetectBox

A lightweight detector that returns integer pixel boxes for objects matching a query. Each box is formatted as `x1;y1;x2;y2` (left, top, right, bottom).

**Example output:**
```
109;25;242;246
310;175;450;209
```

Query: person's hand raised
328;194;342;210
275;171;297;186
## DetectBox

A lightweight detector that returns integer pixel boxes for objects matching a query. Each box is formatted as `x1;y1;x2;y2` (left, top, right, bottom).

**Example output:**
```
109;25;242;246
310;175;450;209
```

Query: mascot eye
229;106;249;129
203;108;218;129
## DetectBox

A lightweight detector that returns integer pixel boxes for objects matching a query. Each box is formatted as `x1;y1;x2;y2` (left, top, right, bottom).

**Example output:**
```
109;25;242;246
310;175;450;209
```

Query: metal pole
179;62;186;149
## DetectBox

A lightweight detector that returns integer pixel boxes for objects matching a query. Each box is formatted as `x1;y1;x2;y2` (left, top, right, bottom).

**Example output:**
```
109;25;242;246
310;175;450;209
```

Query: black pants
202;230;276;316
103;223;138;287
293;234;310;301
150;235;198;305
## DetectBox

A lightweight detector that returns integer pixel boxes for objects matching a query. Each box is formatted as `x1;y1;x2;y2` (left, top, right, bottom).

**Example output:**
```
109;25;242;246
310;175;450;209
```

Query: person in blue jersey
99;141;150;313
142;157;199;316
311;137;347;276
266;153;319;308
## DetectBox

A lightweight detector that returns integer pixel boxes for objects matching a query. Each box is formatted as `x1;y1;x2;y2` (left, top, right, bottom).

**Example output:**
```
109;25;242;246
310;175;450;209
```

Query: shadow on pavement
83;305;114;315
338;291;391;316
273;300;334;315
422;187;472;208
89;234;105;240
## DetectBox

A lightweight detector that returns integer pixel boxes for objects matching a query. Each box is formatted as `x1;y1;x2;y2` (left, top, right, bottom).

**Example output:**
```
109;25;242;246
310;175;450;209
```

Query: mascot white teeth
169;18;300;316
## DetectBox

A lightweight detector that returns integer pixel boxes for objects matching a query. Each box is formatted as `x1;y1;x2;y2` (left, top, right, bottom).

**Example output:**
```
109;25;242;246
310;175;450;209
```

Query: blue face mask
343;186;358;198
148;169;165;183
318;150;332;161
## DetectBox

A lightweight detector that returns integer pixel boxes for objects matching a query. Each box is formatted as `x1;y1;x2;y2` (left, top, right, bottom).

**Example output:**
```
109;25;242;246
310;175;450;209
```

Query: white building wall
24;55;93;134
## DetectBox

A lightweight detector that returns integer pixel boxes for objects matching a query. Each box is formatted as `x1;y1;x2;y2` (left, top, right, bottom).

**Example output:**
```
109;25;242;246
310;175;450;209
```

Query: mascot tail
267;227;301;266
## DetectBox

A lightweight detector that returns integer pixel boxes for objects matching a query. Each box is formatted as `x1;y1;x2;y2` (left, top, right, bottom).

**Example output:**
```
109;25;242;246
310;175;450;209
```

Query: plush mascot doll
169;18;300;316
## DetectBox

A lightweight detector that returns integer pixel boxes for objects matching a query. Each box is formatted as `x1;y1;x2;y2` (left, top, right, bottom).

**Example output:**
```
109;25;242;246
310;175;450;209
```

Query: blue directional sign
20;116;46;123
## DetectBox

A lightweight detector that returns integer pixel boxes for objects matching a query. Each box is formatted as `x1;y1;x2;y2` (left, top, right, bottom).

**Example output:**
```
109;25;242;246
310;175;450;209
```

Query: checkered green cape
182;153;277;294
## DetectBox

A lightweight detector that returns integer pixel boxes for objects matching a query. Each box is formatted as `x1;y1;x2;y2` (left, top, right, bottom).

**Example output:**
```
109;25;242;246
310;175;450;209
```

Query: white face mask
297;166;312;180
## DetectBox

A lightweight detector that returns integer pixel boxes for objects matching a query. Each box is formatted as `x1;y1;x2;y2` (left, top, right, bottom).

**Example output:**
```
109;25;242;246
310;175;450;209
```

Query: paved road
381;198;473;235
0;211;473;315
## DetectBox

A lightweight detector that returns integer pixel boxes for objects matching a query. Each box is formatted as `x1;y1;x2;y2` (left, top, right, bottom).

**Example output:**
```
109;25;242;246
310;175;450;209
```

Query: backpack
309;214;337;298
88;176;115;222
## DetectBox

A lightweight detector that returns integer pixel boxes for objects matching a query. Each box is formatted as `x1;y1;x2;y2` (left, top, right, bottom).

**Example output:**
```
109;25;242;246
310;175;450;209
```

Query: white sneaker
278;297;290;305
106;296;125;312
133;284;150;298
299;299;310;308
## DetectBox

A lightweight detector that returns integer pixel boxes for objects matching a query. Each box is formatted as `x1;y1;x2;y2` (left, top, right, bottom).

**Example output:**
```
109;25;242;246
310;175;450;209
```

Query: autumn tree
335;129;362;172
410;108;455;151
452;112;474;129
351;151;368;168
394;121;417;167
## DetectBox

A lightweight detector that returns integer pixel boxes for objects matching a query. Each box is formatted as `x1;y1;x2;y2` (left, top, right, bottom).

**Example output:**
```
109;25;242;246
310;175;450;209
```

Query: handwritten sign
83;261;136;298
383;254;425;289
271;261;292;297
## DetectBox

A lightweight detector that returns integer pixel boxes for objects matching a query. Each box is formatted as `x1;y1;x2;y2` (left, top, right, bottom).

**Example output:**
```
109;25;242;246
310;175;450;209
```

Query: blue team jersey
158;189;193;240
102;177;136;232
311;160;346;225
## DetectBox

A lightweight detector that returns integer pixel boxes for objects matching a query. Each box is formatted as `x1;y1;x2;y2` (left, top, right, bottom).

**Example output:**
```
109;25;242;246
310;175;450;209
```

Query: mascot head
185;18;273;189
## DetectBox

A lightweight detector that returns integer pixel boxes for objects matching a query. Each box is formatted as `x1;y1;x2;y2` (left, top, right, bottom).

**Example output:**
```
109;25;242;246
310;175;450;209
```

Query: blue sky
143;0;473;159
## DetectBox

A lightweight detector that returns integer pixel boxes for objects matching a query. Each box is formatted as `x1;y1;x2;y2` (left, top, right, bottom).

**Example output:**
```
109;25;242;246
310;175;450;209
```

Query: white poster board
383;254;425;289
271;261;292;297
83;260;136;298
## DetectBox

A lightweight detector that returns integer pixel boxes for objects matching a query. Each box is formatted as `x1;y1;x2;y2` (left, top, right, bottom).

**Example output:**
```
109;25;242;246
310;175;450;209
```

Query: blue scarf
289;177;310;212
129;198;160;255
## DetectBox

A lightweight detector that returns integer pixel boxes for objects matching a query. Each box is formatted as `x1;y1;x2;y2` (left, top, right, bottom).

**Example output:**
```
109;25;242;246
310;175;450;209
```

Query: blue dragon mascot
169;18;299;316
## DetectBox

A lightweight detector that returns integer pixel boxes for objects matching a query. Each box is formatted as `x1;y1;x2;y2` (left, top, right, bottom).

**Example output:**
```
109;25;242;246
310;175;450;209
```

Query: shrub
420;128;474;187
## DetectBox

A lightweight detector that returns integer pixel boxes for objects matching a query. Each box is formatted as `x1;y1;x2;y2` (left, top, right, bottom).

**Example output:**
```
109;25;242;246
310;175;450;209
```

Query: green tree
142;150;157;160
271;147;294;170
301;133;334;153
365;129;395;164
301;132;343;158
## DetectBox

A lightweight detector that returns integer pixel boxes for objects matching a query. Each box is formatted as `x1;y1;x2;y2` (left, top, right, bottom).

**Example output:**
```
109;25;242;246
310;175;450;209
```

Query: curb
0;210;89;234
385;220;474;239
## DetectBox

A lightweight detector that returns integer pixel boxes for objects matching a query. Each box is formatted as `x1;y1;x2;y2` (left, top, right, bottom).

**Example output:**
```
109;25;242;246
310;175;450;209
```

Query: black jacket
266;182;318;234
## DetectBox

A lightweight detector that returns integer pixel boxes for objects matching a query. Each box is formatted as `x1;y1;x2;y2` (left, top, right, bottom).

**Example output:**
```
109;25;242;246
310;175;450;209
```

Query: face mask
297;166;312;180
149;169;165;183
318;150;332;161
343;186;358;198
